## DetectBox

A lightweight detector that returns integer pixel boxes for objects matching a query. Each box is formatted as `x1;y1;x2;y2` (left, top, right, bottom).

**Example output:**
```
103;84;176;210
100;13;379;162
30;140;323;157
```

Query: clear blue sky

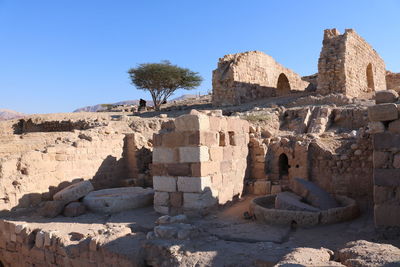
1;0;399;114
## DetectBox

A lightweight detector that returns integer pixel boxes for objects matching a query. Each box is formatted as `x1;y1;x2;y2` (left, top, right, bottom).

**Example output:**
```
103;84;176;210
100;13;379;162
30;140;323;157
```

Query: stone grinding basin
249;194;359;227
83;187;154;213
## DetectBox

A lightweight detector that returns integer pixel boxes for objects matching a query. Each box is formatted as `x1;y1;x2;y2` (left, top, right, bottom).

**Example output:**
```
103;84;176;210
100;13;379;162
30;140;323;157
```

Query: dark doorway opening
277;73;291;96
279;153;289;178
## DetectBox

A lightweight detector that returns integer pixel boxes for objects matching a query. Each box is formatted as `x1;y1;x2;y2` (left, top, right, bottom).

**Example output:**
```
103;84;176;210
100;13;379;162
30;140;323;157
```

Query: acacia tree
128;61;202;111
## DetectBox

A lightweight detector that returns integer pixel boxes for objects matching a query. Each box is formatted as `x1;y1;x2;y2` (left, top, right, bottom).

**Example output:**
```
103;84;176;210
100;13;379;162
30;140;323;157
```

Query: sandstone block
53;180;94;203
220;160;233;173
153;176;177;192
175;114;209;132
162;132;185;147
253;180;271;195
209;147;224;161
170;192;183;208
191;161;219;177
183;189;217;210
368;103;398;122
275;192;320;212
393;153;400;169
154;191;170;206
179;146;209;163
63;202;86;217
166;163;191;176
271;185;282;195
292;178;338;210
373;132;400;149
38;200;65;218
83;187;154;213
375;204;400;226
152;147;177;163
367;121;385;134
177;176;212;193
375;90;398;104
154;205;169;214
374;186;399;205
373;151;389;168
388;119;400;134
374;169;400;186
35;230;45;248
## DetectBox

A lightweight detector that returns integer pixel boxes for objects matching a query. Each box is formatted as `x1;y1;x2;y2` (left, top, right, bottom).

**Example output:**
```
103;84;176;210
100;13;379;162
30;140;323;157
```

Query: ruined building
212;28;391;106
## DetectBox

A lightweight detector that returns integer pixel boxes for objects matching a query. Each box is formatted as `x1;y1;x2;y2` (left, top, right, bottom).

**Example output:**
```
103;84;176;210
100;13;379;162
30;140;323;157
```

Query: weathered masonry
317;29;386;97
152;110;249;215
212;28;389;106
212;51;310;106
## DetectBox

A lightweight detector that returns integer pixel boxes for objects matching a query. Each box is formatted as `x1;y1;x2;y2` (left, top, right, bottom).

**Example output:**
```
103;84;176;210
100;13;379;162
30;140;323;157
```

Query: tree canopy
128;61;202;111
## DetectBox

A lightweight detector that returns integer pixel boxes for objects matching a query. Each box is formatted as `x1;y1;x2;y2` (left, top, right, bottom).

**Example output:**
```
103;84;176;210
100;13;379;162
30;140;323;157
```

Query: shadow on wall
12;119;97;134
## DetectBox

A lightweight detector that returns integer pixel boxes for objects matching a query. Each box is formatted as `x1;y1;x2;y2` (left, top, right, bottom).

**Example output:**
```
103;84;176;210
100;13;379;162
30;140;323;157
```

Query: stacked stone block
368;91;400;228
152;111;249;215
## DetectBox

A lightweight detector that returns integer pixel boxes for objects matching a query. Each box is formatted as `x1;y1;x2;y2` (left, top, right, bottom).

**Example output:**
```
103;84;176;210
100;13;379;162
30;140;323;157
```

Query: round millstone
83;187;154;213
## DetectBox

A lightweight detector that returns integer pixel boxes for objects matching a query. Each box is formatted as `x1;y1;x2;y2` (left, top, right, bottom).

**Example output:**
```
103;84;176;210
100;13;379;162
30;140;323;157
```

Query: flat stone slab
292;178;339;210
275;192;320;212
53;181;94;203
207;222;290;243
83;187;154;213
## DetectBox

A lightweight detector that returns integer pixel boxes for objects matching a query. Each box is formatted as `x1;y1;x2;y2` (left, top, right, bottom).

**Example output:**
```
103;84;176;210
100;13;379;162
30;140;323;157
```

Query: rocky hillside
0;108;25;121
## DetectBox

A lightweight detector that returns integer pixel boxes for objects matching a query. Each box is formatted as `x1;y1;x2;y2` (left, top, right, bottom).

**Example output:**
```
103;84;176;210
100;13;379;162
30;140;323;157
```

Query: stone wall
212;51;309;106
152;111;249;215
317;29;386;97
386;71;400;92
0;219;138;266
367;92;400;228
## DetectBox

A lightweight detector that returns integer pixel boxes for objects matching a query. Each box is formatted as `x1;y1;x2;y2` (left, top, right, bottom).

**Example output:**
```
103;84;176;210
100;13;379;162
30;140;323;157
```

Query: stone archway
366;63;375;91
279;153;289;179
277;73;291;96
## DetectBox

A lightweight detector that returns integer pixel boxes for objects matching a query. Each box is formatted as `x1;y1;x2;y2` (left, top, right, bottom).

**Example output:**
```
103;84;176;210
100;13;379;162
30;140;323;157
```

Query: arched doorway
279;153;289;179
277;73;291;96
366;63;375;91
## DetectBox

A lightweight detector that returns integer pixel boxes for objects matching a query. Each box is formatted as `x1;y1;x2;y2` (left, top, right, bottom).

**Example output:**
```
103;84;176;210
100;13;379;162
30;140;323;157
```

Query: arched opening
278;153;289;179
366;63;375;91
277;73;291;95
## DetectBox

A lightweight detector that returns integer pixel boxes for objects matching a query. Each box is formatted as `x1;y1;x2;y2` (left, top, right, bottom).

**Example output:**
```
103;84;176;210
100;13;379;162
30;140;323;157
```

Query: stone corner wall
317;28;386;98
152;111;249;215
212;51;309;106
368;95;400;228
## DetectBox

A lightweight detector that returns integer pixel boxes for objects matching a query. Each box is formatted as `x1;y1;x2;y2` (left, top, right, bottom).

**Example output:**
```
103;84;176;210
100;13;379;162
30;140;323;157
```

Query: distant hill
73;94;199;112
0;109;26;121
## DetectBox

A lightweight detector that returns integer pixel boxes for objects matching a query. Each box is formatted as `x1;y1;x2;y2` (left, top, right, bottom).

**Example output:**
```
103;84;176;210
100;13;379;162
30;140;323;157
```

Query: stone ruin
212;28;393;106
152;110;249;215
0;28;400;266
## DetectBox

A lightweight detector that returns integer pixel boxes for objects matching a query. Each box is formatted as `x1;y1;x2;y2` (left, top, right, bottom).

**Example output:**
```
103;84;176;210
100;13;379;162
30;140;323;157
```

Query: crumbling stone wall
152;111;249;215
0;219;138;266
212;51;309;106
386;71;400;92
0;131;128;211
317;29;386;97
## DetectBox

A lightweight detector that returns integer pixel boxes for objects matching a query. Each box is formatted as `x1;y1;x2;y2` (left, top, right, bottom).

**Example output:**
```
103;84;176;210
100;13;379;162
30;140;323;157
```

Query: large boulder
53;180;94;203
275;191;320;212
368;103;398;122
83;187;154;213
275;247;344;266
338;240;400;267
375;90;399;104
63;202;86;217
291;178;339;210
38;200;66;218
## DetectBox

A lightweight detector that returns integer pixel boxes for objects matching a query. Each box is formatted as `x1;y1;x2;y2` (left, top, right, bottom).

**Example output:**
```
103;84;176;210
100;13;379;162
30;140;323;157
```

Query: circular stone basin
83;187;154;213
249;195;359;227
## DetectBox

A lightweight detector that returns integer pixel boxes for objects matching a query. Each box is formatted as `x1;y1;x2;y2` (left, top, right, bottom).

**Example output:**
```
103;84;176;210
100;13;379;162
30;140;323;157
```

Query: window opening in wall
219;131;226;146
228;131;235;146
366;63;375;91
279;153;289;179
